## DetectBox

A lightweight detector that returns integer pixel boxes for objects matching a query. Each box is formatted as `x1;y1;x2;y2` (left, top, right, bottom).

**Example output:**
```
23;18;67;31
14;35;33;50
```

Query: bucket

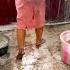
0;34;9;56
60;30;70;65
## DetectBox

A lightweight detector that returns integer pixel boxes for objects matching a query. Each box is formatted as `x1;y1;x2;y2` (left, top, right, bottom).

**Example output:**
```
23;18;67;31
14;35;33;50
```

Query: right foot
16;52;25;60
16;49;25;60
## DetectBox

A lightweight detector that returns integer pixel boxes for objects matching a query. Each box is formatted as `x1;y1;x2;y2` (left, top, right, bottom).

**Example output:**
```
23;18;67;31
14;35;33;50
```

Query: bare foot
36;39;46;49
16;48;25;60
16;52;25;60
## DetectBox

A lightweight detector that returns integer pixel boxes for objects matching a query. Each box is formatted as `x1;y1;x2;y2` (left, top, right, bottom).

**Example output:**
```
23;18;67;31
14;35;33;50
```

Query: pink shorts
15;0;45;29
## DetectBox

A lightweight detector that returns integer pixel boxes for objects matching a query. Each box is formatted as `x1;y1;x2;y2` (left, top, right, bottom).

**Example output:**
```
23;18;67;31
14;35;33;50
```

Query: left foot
36;39;46;49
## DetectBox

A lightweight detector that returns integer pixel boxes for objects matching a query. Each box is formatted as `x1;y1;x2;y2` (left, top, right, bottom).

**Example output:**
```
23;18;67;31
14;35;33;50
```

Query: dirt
67;40;70;44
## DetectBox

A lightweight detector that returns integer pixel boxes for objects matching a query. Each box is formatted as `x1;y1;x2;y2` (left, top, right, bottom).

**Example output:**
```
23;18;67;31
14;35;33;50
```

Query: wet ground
0;23;70;70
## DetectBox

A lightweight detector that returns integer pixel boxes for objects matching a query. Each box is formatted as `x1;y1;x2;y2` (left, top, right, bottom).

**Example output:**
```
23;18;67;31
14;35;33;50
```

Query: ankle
18;48;24;53
36;39;41;45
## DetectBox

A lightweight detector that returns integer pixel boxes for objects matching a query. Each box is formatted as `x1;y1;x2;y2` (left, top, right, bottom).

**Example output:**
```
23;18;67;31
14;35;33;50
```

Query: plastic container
0;34;9;56
60;30;70;65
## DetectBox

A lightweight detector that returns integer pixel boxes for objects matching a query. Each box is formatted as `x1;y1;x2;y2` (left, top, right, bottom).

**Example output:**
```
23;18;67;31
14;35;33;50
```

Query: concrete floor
0;24;70;70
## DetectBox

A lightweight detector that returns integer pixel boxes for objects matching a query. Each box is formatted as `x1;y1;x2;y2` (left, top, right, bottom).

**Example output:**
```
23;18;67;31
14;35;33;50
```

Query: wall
0;0;17;25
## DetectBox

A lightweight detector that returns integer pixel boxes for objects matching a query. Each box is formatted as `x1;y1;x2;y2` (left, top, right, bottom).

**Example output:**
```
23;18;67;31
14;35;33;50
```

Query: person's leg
16;29;26;59
34;0;45;48
35;27;44;48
